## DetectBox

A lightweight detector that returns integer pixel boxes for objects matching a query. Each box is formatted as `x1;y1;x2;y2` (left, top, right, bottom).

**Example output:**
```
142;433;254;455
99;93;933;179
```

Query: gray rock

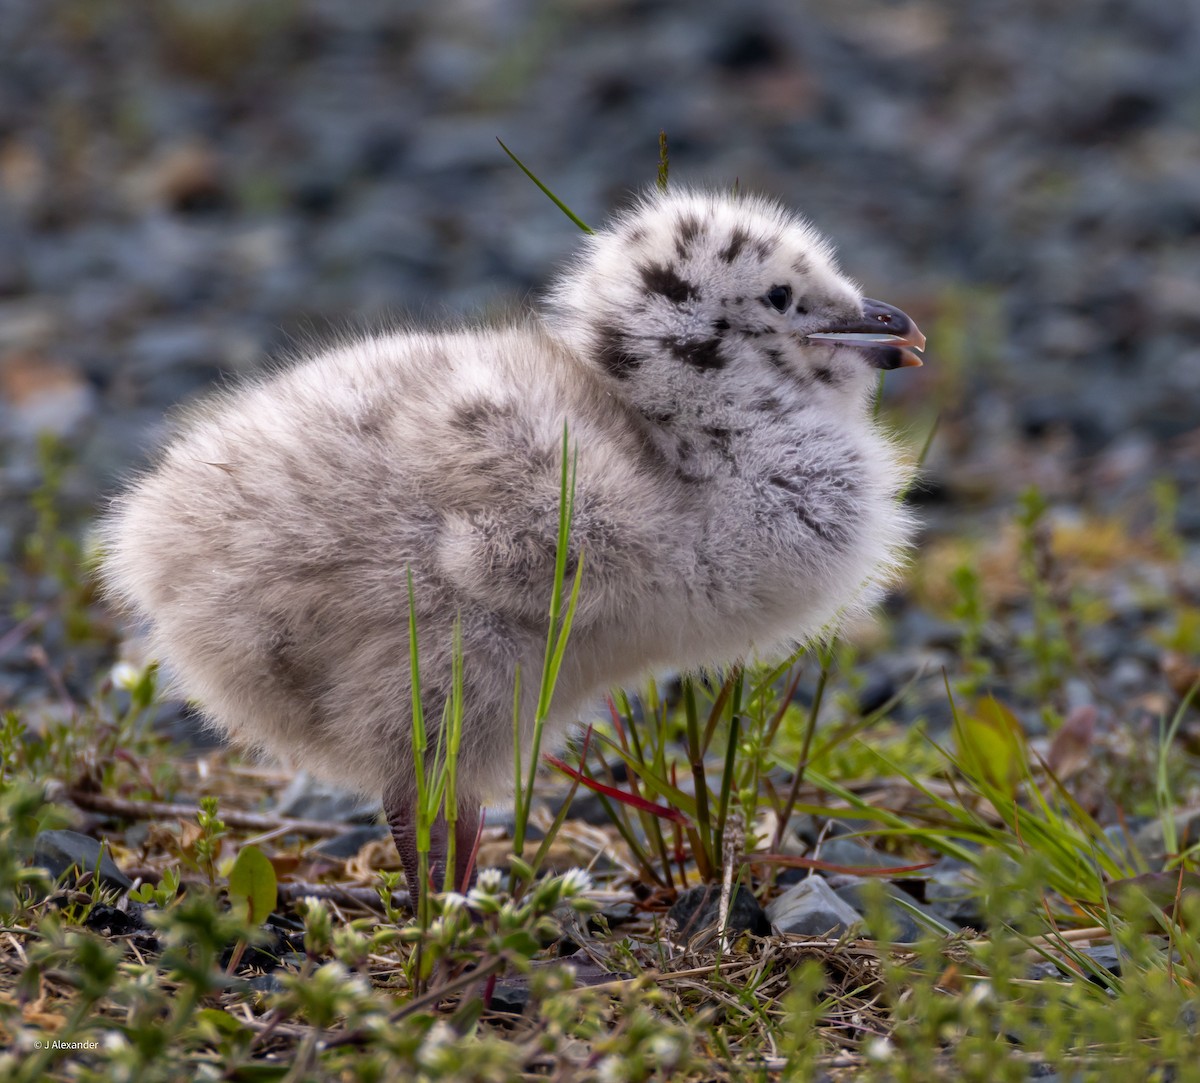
273;773;381;824
816;837;897;872
311;824;390;860
33;830;133;892
1133;808;1200;857
669;883;771;938
924;856;985;929
833;877;960;943
767;875;862;938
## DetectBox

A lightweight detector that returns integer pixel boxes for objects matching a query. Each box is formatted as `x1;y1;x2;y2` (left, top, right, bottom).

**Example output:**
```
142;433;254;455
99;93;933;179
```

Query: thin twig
67;789;353;838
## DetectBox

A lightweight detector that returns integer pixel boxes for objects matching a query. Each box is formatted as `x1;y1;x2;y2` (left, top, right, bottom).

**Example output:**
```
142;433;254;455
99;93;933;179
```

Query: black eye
765;285;792;312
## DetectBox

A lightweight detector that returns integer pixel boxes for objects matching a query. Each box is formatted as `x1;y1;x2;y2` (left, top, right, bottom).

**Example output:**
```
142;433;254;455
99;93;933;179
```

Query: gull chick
100;189;925;907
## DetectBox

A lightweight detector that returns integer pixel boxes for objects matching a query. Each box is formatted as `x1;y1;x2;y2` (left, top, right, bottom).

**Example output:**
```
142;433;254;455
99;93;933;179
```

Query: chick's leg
384;795;482;912
384;795;426;913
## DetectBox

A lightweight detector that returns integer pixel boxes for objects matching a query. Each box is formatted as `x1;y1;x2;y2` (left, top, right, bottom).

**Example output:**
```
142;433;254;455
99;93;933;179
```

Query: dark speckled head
545;189;923;417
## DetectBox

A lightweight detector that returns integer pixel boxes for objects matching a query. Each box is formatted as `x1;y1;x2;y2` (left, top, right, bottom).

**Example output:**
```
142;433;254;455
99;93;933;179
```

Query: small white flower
110;662;144;692
649;1033;684;1067
865;1037;894;1062
964;982;991;1008
315;960;351;985
476;868;504;892
417;1021;458;1070
440;891;470;913
596;1054;628;1083
558;867;592;897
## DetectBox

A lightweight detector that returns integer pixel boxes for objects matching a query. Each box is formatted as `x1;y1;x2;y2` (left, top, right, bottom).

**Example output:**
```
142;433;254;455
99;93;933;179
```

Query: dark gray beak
805;298;926;370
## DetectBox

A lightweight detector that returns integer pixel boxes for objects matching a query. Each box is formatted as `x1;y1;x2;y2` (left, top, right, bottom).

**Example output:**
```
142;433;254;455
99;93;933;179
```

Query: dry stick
1023;925;1112;950
67;790;349;838
718;811;744;955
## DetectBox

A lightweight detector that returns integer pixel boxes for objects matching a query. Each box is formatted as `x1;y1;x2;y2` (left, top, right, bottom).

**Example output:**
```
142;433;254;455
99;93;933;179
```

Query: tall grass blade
497;139;593;234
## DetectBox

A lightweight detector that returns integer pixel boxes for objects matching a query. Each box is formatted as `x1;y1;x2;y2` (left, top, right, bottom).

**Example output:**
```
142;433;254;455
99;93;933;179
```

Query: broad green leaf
227;844;277;925
954;695;1027;797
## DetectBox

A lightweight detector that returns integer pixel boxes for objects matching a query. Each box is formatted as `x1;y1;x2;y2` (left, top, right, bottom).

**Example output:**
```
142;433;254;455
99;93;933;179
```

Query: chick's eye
765;285;792;312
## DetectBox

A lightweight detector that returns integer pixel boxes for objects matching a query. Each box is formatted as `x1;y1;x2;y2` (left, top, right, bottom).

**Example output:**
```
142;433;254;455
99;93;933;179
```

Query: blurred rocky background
2;0;1198;715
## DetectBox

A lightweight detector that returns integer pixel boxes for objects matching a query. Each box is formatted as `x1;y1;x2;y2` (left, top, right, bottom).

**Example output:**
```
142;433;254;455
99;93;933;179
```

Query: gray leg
384;794;482;912
384;794;425;913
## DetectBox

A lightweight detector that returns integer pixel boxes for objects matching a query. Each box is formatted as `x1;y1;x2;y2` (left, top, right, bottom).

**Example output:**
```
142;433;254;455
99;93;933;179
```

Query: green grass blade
497;139;593;234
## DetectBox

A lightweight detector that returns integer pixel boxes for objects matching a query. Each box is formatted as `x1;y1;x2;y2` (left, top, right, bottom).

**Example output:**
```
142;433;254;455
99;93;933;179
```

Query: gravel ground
1;0;1198;728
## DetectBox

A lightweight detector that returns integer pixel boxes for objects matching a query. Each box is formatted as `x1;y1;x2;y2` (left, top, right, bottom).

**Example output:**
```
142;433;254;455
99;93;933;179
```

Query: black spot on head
754;395;785;414
764;347;786;369
813;366;835;385
719;228;749;264
791;257;810;275
702;425;739;466
644;410;676;426
628;226;647;243
713;318;731;332
753;239;777;260
668;336;725;371
640;262;699;305
674;215;703;258
595;324;642;379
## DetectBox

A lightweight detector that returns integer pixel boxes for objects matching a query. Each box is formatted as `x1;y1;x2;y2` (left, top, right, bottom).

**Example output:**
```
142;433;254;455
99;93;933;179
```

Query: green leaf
227;844;277;925
954;696;1027;797
195;1007;250;1039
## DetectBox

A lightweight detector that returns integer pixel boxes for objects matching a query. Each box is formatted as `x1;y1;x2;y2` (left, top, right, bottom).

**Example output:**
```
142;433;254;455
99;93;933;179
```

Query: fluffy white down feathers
100;188;923;903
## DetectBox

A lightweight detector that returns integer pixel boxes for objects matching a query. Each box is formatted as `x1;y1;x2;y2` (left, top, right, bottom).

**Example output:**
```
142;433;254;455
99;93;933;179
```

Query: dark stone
248;974;287;995
668;882;771;938
151;701;224;751
816;837;896;872
83;902;151;937
857;670;898;716
711;28;782;72
587;901;638;932
767;875;862;937
312;824;390;860
33;830;133;893
833;877;960;943
273;774;381;824
548;790;614;827
489;982;532;1014
924;856;985;929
